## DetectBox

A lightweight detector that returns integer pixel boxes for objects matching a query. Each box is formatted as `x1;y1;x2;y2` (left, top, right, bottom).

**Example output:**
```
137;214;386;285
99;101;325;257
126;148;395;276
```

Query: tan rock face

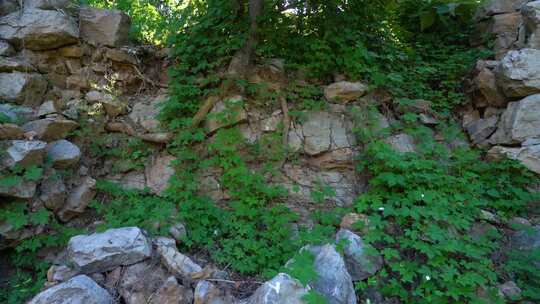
324;81;367;103
205;96;248;133
129;95;163;133
498;49;540;98
145;153;176;195
22;117;78;141
0;9;79;50
0;123;24;139
57;176;96;222
0;72;47;106
489;94;540;144
473;62;507;107
79;7;131;47
2;140;46;168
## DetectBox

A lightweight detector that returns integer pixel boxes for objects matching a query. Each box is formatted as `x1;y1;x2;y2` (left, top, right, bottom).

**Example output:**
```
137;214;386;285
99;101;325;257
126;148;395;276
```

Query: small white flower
421;193;425;198
378;207;384;211
213;230;219;236
425;275;431;281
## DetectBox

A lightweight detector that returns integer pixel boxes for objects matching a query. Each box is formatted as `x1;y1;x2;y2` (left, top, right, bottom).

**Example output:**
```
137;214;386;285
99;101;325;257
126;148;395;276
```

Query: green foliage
505;230;540;301
354;125;538;303
87;134;154;173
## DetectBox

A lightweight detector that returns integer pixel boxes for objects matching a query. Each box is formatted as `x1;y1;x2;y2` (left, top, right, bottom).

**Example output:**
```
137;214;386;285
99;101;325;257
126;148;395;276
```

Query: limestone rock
47;265;79;283
0;57;34;72
510;225;540;268
37;100;59;117
152;277;194;304
488;145;540;174
67;227;152;274
28;275;113;304
0;40;14;56
22;117;78;141
46;139;81;168
129;95;163;132
154;237;202;279
145;153;175;195
0;179;36;199
79;7;131;47
324;81;367;103
490;13;523;59
57;176;96;222
194;280;235;304
0;0;18;16
336;229;382;281
242;273;308;304
466;116;499;145
2;140;46;168
0;72;47;106
306;244;356;304
40;170;66;211
0;9;79;50
0;103;36;123
473;61;507;107
107;171;146;191
475;0;527;20
385;133;416;153
522;1;540;49
0;123;24;139
489;94;540;144
206;96;248;133
497;49;540;98
24;0;69;10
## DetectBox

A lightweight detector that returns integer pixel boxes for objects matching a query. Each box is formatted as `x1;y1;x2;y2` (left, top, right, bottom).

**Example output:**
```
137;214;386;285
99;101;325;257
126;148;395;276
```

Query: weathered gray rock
336;229;382;281
67;227;151;274
0;72;47;106
169;222;187;242
242;273;308;304
28;275;113;304
206;96;248;133
47;265;79;283
490;12;523;59
22;117;78;141
85;90;125;117
145;153;175;195
57;176;96;221
152;277;194;304
2;140;46;168
511;225;540;268
0;179;36;199
0;103;36;123
305;244;356;304
46;139;81;168
473;61;507;107
79;7;130;47
129;95;163;132
0;57;34;72
497;49;540;98
107;171;146;191
522;1;540;49
0;40;14;56
24;0;69;10
40;170;66;211
466;116;499;145
324;81;367;103
475;0;528;20
489;94;540;144
288;111;355;156
0;0;18;16
194;280;235;304
154;237;202;278
0;9;79;50
488;145;540;174
498;281;522;300
37;100;59;117
385;133;416;153
0;123;23;139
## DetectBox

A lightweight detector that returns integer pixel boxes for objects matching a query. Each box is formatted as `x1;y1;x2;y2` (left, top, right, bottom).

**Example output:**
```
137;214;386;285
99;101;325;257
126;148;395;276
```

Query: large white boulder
489;94;540;144
497;49;540;98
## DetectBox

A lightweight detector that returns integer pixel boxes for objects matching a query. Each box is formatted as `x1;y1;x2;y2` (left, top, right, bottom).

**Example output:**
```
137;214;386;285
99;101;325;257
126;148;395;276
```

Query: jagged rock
46;139;81;168
336;229;382;281
0;123;24;139
37;100;59;117
489;94;540;144
466;116;499;145
241;273;308;304
154;237;202;279
475;0;527;20
0;0;18;16
145;153;175;195
129;95;163;132
169;223;187;242
57;176;96;221
0;9;79;50
385;133;416;153
105;48;138;64
206;96;248;133
0;103;36;123
522;1;540;49
324;81;367;103
306;244;356;304
288;111;355;156
85;90;126;117
0;72;47;106
79;7;131;47
487;145;540;174
194;280;235;304
59;44;83;58
119;261;189;304
0;179;36;199
490;13;523;59
24;0;69;10
0;57;34;72
67;227;152;274
0;40;14;56
22;117;78;141
2;140;46;168
510;225;540;268
497;49;540;98
28;275;113;304
40;170;66;211
473;61;507;107
47;265;79;283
